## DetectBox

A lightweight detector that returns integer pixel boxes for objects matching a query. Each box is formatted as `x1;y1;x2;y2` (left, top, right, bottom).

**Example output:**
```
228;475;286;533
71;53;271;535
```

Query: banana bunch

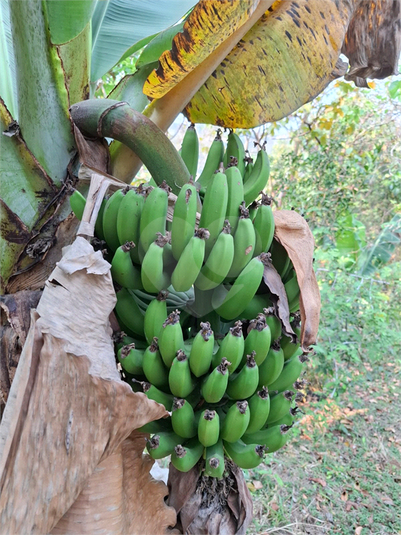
70;125;312;477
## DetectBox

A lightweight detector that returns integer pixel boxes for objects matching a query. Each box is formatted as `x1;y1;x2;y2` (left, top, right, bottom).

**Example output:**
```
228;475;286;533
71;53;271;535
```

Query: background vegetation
243;79;401;534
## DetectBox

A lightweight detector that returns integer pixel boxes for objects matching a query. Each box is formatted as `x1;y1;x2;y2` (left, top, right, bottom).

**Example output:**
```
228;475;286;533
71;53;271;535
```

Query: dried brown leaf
0;238;169;533
273;210;321;350
73;124;110;174
262;260;295;340
342;0;401;87
51;433;176;535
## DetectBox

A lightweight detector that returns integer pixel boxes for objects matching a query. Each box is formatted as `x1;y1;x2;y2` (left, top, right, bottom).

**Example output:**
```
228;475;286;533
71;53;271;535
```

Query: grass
245;358;401;535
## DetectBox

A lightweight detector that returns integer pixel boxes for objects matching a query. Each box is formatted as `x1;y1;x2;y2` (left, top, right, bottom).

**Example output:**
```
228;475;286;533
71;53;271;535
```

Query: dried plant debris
273;210;321;351
167;460;253;535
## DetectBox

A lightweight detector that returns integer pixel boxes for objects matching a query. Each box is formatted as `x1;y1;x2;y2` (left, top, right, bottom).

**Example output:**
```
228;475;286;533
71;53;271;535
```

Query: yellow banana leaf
143;0;400;129
184;0;353;127
143;0;261;99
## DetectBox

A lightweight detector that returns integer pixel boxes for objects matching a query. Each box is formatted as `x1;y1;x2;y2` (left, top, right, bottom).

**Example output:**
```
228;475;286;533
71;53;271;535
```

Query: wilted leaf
342;0;401;87
51;434;176;535
167;461;253;535
143;0;260;99
262;259;296;341
0;238;168;533
273;210;321;350
184;0;353;127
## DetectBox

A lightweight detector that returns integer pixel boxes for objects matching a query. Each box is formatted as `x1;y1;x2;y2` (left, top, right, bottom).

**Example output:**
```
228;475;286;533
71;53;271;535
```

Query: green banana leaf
357;215;401;276
90;0;196;83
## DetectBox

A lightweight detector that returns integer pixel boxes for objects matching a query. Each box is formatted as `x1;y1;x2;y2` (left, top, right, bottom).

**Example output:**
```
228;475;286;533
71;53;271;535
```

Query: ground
247;359;401;535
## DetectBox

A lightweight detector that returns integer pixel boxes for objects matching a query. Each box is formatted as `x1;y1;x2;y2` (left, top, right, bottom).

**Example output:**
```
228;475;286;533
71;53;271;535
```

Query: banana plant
0;0;400;532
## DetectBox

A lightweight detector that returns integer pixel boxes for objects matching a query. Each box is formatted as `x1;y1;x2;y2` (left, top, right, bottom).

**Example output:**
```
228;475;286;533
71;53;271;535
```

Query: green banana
169;349;196;398
270;239;291;279
243;153;254;184
198;170;228;256
103;187;126;252
171;437;204;472
243;146;270;206
226;352;259;400
171;228;209;292
141;233;170;293
171;398;197;439
111;242;143;289
281;336;301;362
243;314;272;366
284;269;300;313
212;254;268;321
257;341;285;387
138;417;172;434
180;123;199;178
264;308;282;341
142;381;174;410
248;200;259;222
162;235;177;278
139;183;169;259
142;337;169;390
280;312;302;361
246;386;271;434
195;222;234;291
115;287;145;338
117;343;144;376
223;130;246;176
197;409;220;447
201;358;230;403
212;321;244;374
242;423;291;453
116;187;145;264
95;198;107;242
268;352;308;394
144;291;168;345
69;190;106;240
196;130;224;192
170;181;197;260
234;294;273;322
204;439;225;478
265;390;294;425
253;193;275;256
188;321;215;377
225;204;256;279
225;164;244;234
158;310;185;368
221;400;250;443
69;189;86;220
146;431;181;460
223;440;265;469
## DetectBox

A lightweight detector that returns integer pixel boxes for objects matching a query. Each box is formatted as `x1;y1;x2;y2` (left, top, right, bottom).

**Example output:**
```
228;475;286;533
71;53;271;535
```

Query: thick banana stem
69;99;191;193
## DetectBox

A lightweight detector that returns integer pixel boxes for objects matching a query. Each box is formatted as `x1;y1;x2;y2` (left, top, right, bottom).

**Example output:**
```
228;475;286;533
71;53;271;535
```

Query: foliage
266;81;401;247
312;247;401;393
239;80;401;391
